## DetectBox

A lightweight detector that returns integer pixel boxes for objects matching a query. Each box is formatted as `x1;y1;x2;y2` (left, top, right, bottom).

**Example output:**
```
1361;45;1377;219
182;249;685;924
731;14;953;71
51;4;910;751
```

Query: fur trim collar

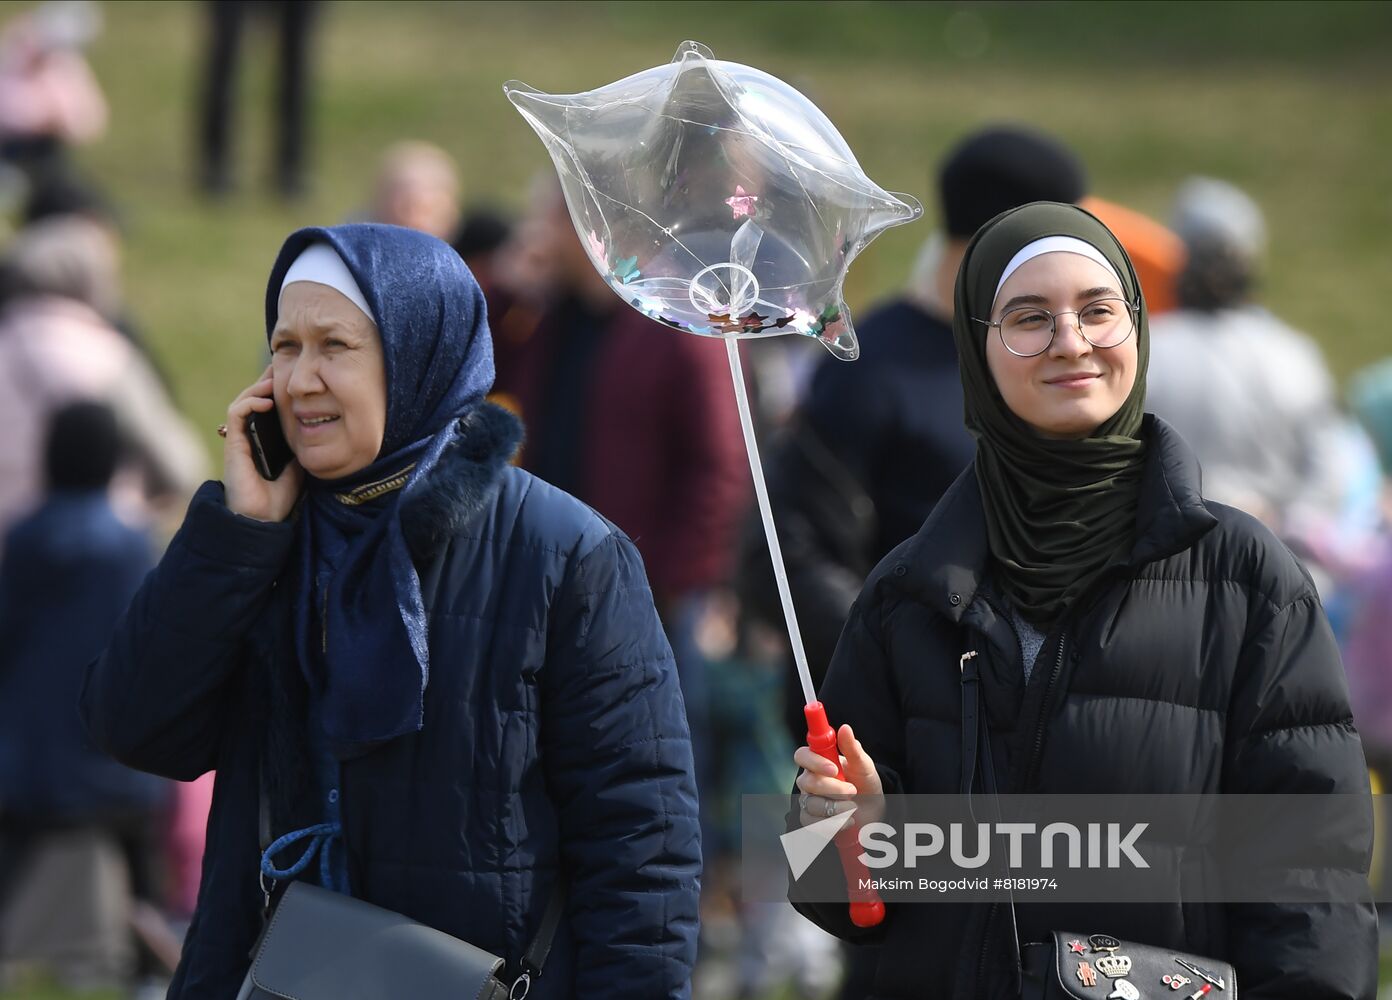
401;401;523;561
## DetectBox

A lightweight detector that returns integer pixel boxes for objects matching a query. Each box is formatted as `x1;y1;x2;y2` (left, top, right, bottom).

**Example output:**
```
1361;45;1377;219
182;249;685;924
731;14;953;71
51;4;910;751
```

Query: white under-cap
993;236;1125;306
279;242;375;324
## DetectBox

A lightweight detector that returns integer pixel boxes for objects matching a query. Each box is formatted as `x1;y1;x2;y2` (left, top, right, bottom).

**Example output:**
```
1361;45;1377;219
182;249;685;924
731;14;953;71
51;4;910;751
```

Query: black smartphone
247;407;295;481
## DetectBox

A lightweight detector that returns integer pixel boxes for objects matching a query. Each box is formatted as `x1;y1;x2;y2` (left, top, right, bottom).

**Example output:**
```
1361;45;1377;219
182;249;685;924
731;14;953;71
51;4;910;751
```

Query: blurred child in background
0;401;171;997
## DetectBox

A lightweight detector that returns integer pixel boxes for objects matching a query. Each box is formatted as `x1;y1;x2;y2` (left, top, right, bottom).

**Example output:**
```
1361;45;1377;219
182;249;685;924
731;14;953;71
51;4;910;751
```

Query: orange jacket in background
1082;196;1186;316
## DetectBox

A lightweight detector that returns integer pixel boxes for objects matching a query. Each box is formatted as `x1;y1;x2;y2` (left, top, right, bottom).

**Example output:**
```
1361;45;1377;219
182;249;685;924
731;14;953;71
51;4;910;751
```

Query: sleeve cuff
176;481;297;569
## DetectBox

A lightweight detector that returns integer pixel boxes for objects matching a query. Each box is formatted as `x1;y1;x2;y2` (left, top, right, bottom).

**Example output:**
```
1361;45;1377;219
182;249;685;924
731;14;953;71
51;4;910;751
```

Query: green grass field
0;2;1388;996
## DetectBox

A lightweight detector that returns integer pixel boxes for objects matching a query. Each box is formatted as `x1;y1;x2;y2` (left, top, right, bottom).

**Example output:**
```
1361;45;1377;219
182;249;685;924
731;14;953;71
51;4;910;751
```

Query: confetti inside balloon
504;40;922;360
725;185;759;220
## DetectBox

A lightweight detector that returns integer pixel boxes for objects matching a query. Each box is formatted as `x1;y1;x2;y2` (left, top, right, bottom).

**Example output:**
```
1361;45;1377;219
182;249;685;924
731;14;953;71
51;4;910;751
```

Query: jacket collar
887;414;1218;622
399;401;523;561
1129;413;1218;566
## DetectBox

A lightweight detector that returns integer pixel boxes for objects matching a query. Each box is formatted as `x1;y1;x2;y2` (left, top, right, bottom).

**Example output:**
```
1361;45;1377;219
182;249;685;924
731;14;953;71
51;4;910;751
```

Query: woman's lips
295;414;341;436
1044;373;1101;388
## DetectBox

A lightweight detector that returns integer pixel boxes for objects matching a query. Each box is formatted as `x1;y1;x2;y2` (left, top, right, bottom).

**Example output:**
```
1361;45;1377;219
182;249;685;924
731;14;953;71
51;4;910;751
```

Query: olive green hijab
953;201;1150;626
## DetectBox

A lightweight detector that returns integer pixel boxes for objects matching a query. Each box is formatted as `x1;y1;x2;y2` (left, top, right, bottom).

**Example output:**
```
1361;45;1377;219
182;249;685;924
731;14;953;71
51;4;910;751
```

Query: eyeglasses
972;297;1139;358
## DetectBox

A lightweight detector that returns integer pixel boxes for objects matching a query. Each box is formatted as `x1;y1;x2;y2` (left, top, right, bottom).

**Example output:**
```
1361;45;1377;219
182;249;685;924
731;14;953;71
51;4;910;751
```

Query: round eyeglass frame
972;297;1140;358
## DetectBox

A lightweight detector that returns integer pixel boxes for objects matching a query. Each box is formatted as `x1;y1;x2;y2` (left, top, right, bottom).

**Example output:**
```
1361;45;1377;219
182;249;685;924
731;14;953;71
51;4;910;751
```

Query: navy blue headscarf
264;224;495;754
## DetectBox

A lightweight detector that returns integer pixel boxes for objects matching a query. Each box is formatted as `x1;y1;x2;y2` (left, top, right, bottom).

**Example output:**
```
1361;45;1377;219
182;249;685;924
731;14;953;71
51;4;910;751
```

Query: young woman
791;202;1375;999
81;224;701;999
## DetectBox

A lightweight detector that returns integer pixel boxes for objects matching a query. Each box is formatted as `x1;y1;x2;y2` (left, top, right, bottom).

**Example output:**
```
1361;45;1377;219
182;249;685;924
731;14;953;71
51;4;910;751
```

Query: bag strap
960;650;1023;996
256;772;566;985
959;652;981;797
517;882;565;982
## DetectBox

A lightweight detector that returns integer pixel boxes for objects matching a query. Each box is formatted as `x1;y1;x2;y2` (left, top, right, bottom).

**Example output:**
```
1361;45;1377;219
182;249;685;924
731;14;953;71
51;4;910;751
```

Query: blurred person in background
1255;354;1392;913
1328;360;1392;905
18;151;111;228
450;203;512;293
492;184;749;852
482;176;554;413
367;139;461;242
1147;177;1353;533
453;205;524;424
0;214;205;543
0;0;107;195
82;224;700;999
19;171;178;391
196;1;318;199
0;401;169;998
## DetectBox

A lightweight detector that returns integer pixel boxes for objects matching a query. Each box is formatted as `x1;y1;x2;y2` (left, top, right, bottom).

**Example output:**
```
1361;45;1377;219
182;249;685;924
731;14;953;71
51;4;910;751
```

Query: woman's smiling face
270;281;388;479
984;251;1138;439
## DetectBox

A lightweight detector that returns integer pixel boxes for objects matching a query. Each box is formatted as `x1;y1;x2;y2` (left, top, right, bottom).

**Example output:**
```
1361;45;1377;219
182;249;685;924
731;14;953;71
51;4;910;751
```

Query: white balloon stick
723;337;816;706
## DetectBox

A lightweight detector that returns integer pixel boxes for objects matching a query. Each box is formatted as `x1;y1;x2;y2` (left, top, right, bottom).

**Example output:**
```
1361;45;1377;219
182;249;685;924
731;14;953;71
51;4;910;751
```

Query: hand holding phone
223;367;303;522
247;407;295;481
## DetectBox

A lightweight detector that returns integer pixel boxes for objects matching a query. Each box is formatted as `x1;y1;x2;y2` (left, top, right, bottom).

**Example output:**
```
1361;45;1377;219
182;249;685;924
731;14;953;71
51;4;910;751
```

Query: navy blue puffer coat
81;403;701;999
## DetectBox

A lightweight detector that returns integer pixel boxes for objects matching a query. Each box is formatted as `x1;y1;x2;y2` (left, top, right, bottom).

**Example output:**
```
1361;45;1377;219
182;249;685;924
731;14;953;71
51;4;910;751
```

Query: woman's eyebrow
997;286;1122;313
271;319;359;341
999;293;1049;311
1077;286;1119;300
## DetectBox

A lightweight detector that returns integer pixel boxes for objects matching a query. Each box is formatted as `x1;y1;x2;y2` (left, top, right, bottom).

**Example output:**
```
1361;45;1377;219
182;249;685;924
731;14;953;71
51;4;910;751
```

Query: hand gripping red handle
803;702;886;927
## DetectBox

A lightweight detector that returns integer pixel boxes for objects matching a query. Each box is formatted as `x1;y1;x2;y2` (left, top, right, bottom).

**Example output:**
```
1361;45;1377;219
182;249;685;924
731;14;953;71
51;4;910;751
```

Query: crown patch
1095;953;1133;979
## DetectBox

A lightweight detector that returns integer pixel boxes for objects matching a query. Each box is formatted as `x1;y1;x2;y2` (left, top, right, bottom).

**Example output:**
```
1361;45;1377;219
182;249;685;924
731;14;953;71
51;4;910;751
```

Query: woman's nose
286;354;325;396
1049;312;1091;357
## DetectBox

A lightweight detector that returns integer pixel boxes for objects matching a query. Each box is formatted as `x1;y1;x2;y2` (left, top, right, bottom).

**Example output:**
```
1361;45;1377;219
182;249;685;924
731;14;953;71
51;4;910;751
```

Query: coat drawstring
260;822;346;895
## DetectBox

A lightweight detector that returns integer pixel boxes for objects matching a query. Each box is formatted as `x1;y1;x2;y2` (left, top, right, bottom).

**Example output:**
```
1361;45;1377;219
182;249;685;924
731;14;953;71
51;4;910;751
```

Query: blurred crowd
0;3;1390;999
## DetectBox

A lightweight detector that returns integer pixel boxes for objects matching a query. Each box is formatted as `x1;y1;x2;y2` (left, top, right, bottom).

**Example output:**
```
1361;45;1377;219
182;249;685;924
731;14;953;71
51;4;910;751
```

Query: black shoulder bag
959;650;1237;1000
235;880;564;1000
237;782;564;1000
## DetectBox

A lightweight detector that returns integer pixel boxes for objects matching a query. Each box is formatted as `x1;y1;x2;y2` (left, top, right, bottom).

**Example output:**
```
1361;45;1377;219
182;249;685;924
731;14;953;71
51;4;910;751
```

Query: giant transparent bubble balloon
504;40;922;361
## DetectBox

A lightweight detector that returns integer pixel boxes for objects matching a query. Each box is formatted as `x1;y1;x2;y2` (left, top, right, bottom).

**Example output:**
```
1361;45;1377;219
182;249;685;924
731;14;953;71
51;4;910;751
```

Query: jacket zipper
970;593;1066;994
968;627;1067;997
321;584;329;653
970;594;1016;996
967;567;1133;992
1016;561;1135;793
1024;632;1068;791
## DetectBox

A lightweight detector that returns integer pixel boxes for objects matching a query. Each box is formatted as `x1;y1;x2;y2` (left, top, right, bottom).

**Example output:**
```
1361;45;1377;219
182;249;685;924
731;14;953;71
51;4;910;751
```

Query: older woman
81;224;701;999
790;202;1375;998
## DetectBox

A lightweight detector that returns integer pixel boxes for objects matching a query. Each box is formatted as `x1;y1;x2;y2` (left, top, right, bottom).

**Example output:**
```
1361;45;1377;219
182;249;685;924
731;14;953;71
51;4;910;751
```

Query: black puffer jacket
792;416;1376;999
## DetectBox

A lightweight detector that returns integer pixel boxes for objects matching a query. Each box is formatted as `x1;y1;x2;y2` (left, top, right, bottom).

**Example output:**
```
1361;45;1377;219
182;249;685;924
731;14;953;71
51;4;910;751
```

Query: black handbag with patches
959;650;1237;1000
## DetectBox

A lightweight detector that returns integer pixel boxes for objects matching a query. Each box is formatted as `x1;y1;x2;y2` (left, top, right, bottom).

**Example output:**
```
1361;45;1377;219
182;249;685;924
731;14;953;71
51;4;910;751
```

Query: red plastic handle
803;701;886;927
